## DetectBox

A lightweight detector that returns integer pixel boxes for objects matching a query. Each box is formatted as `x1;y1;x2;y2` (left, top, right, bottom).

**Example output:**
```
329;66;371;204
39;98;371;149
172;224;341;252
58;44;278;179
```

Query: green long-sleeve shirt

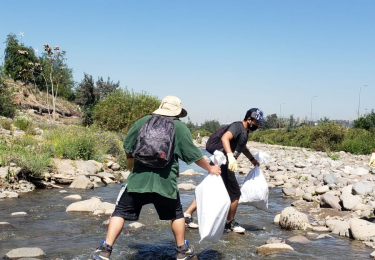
123;115;203;199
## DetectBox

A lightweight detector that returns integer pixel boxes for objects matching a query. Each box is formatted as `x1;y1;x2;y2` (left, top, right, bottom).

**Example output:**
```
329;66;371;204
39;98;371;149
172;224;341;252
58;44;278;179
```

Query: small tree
3;33;38;83
200;119;221;133
259;113;278;130
75;73;98;126
184;117;197;133
353;110;375;130
96;76;120;99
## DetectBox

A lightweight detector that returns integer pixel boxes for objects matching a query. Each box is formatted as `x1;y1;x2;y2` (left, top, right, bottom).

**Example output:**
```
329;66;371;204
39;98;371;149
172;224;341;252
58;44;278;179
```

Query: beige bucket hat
153;95;187;118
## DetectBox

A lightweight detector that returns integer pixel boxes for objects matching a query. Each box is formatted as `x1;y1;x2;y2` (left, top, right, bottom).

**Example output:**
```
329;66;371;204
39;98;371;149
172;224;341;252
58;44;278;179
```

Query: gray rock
256;243;294;256
350;167;369;176
350;218;375;241
111;163;120;171
286;235;311;244
69;175;94;189
352;182;374;195
323;174;338;185
0;222;14;229
315;186;329;194
279;207;309;230
311;169;321;178
128;222;145;229
320;193;341;210
331;220;350;236
282;188;296;196
0;167;8;179
4;248;46;259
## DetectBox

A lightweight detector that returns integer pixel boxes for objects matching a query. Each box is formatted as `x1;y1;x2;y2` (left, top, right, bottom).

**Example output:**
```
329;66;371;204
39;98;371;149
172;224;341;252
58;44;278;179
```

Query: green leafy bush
93;89;160;133
249;122;374;155
339;128;375;154
13;110;33;131
310;122;345;151
0;118;13;130
0;84;16;118
44;124;125;164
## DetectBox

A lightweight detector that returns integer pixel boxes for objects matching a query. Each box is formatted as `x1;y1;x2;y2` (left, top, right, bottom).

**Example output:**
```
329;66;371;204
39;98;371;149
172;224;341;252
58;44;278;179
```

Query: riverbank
1;139;375;259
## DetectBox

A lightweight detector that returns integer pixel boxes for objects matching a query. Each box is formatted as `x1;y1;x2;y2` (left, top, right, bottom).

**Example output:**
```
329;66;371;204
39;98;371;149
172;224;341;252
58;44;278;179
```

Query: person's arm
221;131;238;171
242;146;259;166
221;131;233;154
195;158;221;175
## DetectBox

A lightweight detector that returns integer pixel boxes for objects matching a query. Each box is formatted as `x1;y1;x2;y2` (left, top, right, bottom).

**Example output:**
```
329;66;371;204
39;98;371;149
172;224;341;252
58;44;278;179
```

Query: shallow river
0;150;373;260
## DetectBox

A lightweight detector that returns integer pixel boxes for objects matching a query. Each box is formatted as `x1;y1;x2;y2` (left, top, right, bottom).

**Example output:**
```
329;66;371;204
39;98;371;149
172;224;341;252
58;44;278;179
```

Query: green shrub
0;118;13;130
12;152;51;179
0;134;53;179
327;151;340;160
93;89;160;133
192;129;211;138
339;128;375;154
249;122;374;155
44;124;125;163
13;110;32;131
310;122;345;151
0;83;16;118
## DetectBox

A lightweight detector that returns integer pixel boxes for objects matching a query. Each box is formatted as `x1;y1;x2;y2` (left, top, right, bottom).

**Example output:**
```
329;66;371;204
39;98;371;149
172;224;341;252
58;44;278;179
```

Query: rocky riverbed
1;137;375;259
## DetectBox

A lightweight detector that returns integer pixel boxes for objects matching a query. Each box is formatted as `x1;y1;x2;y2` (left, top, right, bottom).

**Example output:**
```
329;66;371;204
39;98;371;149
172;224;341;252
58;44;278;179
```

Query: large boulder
69;175;94;189
352;182;374;195
349;218;375;241
66;197;115;213
320;193;341;210
279;207;310;230
75;160;102;174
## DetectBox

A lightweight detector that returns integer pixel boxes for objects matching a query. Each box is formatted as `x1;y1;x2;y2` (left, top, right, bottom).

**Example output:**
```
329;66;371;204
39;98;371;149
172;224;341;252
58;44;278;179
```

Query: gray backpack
132;114;177;168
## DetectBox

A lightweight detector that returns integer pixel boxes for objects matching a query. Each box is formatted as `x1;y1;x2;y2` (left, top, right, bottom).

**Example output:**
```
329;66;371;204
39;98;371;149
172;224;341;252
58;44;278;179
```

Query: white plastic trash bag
195;174;230;243
195;150;230;243
209;150;227;167
239;151;270;211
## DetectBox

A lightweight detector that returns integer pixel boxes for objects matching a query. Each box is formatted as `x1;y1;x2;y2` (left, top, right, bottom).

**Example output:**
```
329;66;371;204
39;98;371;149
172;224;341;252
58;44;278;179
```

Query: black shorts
220;163;241;201
111;185;184;221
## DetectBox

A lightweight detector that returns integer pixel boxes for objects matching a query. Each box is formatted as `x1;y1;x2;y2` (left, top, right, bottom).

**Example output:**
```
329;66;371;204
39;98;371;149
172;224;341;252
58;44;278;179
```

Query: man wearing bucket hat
184;108;267;234
91;95;221;260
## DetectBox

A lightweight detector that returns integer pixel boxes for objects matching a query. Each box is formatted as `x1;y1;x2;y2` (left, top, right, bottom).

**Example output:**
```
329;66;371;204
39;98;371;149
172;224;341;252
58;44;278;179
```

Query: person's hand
126;158;134;171
227;153;238;172
250;157;260;167
209;165;221;175
370;153;375;167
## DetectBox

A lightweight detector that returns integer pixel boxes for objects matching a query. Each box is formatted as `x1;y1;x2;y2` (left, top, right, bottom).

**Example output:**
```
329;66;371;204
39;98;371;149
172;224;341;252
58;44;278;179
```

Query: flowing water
0;150;372;259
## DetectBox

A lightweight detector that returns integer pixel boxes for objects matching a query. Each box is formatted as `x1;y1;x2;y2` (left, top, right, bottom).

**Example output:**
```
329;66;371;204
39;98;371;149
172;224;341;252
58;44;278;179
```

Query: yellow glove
227;153;237;172
126;158;134;171
370;153;375;167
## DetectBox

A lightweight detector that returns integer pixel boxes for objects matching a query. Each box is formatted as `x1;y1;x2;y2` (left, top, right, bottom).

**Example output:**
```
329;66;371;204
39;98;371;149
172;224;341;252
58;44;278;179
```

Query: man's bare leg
105;216;125;246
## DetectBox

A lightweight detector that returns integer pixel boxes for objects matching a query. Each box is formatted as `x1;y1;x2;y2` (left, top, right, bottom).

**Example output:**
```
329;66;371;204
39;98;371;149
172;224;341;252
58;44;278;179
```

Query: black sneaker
91;240;112;260
225;220;245;234
185;216;199;229
176;244;196;260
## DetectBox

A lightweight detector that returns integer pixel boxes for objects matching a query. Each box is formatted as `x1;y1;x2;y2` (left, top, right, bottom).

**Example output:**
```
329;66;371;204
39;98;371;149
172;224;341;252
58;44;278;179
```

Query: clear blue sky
1;0;374;124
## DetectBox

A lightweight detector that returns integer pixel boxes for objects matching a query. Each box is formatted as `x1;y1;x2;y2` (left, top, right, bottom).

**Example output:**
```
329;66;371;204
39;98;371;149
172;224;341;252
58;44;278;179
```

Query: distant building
331;120;353;128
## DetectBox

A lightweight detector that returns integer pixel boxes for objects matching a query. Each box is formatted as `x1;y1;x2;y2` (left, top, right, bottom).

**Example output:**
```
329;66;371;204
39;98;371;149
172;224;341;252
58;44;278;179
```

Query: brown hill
4;79;82;124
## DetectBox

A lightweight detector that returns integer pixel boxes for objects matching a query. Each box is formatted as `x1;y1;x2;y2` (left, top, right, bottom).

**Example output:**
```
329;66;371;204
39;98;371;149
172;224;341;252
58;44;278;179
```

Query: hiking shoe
225;220;245;234
91;240;112;260
176;245;196;260
185;216;199;229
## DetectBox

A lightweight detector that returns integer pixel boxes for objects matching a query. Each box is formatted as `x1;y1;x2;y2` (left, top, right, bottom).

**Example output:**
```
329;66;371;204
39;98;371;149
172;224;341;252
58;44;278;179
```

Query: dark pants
111;185;184;221
220;163;241;201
